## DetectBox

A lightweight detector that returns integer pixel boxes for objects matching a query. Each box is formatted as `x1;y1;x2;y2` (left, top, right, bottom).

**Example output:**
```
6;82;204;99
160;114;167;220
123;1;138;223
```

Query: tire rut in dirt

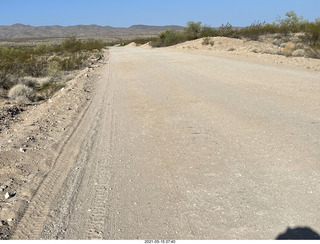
11;64;111;240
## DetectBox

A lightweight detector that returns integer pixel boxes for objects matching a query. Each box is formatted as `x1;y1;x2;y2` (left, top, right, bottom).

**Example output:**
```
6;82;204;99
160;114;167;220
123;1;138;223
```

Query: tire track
11;61;111;240
86;64;116;239
40;102;107;239
39;53;117;240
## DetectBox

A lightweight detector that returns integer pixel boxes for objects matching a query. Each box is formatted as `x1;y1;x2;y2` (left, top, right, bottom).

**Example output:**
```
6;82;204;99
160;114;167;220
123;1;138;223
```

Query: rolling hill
0;24;183;40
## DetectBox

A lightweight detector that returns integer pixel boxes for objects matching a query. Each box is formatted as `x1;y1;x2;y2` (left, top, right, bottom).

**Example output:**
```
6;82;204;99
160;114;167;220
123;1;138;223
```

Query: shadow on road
276;226;320;240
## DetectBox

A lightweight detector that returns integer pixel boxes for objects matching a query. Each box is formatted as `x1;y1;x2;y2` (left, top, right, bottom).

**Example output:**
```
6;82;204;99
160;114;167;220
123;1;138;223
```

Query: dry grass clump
19;77;40;89
281;42;295;56
8;84;35;103
305;48;320;59
38;81;65;100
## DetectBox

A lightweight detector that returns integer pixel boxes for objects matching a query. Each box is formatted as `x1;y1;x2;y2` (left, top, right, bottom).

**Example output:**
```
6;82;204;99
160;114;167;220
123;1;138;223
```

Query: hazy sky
1;0;320;27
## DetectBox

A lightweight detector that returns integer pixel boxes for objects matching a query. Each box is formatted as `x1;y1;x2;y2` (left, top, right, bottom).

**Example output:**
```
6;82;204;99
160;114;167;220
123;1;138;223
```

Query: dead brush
281;42;295;56
8;84;35;103
202;37;214;46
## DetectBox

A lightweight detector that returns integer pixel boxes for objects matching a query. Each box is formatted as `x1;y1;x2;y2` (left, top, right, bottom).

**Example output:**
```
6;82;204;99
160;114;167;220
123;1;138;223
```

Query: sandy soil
126;42;137;47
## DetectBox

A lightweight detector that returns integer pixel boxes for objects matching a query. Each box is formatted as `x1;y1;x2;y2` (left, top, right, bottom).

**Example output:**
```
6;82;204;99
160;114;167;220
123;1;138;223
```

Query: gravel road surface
12;47;320;240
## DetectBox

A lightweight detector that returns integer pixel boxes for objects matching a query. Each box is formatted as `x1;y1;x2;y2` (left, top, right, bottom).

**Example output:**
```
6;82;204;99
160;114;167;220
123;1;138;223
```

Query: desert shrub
59;53;89;71
302;22;320;47
123;37;157;46
238;21;266;41
0;36;106;102
59;36;83;53
184;21;202;40
263;23;282;34
1;45;50;81
302;19;320;56
305;47;320;59
278;11;308;33
161;30;184;46
151;22;206;47
202;37;214;46
47;52;89;74
218;23;235;37
151;29;188;47
115;39;154;47
46;60;62;78
35;77;52;88
82;38;105;51
0;76;17;90
54;36;106;53
92;49;103;59
0;47;16;83
150;38;162;47
38;81;64;99
281;42;295;56
33;43;53;55
19;77;39;89
291;49;305;57
23;55;48;77
8;84;35;103
200;26;219;38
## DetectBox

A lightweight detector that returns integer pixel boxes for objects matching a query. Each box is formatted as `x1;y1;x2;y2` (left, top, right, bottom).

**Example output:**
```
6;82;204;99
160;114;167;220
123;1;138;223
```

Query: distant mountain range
0;24;184;40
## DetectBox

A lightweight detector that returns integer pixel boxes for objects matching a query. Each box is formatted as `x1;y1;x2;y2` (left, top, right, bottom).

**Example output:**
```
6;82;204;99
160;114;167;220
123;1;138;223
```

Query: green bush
82;38;106;51
33;43;53;55
305;47;320;59
278;11;308;33
302;22;320;47
60;36;83;53
23;55;48;77
54;36;106;53
46;60;62;78
151;29;188;47
58;53;89;71
120;37;156;46
218;22;234;37
38;81;64;99
184;21;202;40
238;21;266;41
151;22;205;47
200;26;219;38
0;47;16;82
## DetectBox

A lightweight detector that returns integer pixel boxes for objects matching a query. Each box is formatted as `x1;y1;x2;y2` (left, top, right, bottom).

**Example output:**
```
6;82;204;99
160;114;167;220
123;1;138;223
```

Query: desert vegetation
119;36;157;46
151;11;320;59
0;36;106;103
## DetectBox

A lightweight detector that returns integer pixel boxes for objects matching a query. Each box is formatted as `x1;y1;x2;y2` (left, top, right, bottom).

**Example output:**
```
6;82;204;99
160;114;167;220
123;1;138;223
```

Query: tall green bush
303;22;320;47
278;11;308;33
184;21;202;40
152;29;188;47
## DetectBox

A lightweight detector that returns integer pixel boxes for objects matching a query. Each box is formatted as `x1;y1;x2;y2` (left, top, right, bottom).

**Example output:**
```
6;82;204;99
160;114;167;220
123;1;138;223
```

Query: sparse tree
279;11;308;32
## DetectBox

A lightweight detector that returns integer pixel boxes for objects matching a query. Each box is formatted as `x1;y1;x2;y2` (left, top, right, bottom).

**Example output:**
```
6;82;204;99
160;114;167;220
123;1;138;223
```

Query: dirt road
12;47;320;239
